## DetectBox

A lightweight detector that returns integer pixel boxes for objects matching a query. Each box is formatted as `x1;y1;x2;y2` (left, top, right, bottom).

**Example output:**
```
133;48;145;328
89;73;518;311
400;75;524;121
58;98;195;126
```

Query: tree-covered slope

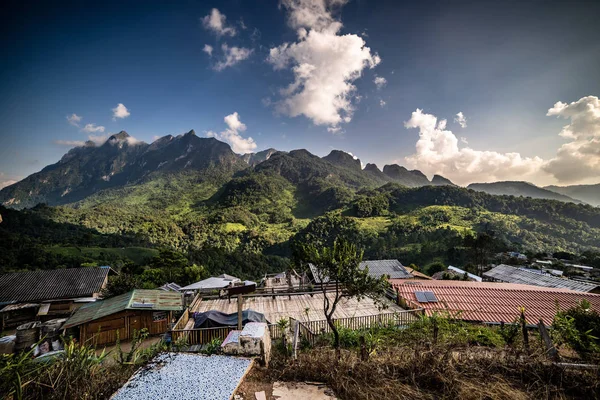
468;181;581;204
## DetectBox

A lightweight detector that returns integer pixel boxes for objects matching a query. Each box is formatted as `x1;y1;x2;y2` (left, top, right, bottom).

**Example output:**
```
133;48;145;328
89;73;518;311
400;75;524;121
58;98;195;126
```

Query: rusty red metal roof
391;279;600;325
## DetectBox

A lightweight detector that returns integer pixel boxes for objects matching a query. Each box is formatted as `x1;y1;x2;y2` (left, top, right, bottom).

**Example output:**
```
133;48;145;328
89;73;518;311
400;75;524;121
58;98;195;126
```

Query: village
1;252;600;399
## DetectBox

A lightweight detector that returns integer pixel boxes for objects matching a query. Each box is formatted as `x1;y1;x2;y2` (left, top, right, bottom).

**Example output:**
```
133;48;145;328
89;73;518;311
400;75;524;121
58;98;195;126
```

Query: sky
1;0;600;188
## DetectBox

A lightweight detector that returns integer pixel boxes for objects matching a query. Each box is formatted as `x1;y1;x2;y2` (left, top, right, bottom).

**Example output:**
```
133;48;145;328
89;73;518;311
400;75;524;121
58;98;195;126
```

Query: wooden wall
79;309;172;346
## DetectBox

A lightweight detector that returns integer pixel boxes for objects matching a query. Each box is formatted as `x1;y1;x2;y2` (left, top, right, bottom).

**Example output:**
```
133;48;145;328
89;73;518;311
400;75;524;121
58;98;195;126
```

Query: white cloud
203;44;213;56
206;112;257;154
54;140;86;147
0;173;18;189
543;96;600;183
213;44;253;71
454;111;467;128
267;0;380;131
202;8;236;37
404;109;544;186
112;103;130;120
81;123;105;133
66;113;82;127
374;75;387;89
54;134;108;148
379;99;386;107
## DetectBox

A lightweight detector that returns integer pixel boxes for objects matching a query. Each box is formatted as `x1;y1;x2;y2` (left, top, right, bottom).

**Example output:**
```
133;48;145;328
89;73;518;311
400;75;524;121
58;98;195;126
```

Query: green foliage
297;239;388;349
552;300;600;358
115;328;150;365
100;274;141;298
425;261;445;275
0;338;108;400
201;338;223;355
354;194;389;217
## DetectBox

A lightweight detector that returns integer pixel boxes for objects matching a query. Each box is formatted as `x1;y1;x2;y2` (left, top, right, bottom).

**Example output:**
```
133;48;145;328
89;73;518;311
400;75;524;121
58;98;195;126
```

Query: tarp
193;309;267;329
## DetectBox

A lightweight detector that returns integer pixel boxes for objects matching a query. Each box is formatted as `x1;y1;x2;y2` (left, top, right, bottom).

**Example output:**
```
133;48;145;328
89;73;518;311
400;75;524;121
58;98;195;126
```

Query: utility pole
237;294;243;330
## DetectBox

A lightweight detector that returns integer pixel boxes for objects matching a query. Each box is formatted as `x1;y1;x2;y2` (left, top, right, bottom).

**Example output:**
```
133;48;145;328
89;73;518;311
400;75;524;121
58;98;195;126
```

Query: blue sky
1;0;600;187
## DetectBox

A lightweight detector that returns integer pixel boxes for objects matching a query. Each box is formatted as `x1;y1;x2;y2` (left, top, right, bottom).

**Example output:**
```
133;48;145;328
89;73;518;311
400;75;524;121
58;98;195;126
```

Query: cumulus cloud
81;123;105;133
267;0;380;130
454;111;467;128
66;113;82;127
206;112;257;154
112;103;130;120
374;75;387;89
202;8;236;37
213;44;253;71
543;96;600;183
404;109;544;186
203;44;213;56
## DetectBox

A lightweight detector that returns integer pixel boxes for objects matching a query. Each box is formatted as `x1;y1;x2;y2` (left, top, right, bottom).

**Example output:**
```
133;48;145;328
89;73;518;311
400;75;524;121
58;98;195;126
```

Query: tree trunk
327;316;340;350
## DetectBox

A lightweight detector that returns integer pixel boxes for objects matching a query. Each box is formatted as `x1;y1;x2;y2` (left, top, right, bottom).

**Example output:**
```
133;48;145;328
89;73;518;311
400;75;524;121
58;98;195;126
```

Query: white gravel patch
111;353;252;400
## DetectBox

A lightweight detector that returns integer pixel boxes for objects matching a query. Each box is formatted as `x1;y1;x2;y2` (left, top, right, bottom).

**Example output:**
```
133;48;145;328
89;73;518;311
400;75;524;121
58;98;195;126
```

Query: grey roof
483;264;599;293
181;275;241;291
309;259;413;283
0;267;111;303
448;266;482;282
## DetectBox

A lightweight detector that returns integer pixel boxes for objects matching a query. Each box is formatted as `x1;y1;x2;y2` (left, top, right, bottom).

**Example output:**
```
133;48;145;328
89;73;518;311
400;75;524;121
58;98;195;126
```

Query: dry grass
267;344;600;400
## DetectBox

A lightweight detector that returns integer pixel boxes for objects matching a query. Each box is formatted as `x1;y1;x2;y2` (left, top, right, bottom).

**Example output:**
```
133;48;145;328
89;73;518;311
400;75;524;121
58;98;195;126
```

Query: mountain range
3;130;600;276
0;131;457;209
1;130;598;209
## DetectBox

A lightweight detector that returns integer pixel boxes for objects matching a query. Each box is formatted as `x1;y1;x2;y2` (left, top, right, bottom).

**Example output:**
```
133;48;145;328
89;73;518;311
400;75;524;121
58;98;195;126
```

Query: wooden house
0;267;114;329
63;289;183;345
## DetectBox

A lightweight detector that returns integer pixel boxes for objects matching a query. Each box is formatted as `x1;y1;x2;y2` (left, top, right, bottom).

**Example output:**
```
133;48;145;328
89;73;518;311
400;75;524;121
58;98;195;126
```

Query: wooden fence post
538;319;560;361
292;320;299;359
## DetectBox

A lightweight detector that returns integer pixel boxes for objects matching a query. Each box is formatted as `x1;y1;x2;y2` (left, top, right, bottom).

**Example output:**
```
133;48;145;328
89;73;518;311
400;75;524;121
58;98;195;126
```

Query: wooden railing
171;326;236;345
169;310;422;347
293;310;422;346
170;323;284;346
173;309;190;331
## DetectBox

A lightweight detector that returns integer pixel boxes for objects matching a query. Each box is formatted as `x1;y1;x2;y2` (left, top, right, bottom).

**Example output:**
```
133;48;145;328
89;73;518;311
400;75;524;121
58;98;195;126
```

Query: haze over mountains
0;131;598;209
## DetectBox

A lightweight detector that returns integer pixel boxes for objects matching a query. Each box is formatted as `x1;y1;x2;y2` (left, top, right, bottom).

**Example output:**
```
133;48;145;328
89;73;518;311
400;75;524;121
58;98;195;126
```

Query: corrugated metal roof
309;259;413;283
181;276;241;291
448;266;482;282
392;279;600;325
63;289;183;328
483;264;598;293
0;267;110;303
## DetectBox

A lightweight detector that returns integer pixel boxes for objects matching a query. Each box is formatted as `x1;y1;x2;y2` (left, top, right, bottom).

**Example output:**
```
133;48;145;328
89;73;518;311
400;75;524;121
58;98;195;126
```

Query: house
180;274;241;292
447;266;482;282
309;259;413;283
260;270;307;290
188;292;405;327
0;267;114;329
483;264;600;293
404;267;432;280
391;279;600;325
63;289;183;345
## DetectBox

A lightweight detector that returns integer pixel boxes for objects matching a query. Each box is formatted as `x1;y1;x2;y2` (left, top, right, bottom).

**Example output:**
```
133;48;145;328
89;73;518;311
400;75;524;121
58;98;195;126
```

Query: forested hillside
2;136;600;282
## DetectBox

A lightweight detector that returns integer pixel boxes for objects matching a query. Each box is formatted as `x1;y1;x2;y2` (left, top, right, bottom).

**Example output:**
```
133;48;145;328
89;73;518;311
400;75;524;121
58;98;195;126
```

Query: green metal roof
63;289;183;328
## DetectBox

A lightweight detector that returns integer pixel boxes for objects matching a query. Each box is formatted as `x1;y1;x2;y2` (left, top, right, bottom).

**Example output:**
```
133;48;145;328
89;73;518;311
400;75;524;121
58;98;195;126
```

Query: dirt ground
235;367;337;400
95;336;162;365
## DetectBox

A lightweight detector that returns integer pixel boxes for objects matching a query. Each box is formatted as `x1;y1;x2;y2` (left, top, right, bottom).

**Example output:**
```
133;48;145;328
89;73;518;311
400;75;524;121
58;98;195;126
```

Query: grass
266;316;600;400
